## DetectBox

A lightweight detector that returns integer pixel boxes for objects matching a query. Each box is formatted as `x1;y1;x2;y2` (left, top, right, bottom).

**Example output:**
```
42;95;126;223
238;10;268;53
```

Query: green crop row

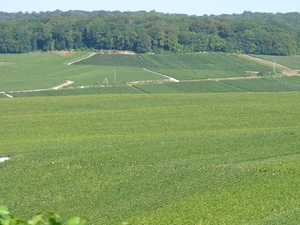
1;93;300;224
134;80;243;93
74;54;154;68
285;76;300;85
78;52;275;80
151;68;247;80
221;77;300;92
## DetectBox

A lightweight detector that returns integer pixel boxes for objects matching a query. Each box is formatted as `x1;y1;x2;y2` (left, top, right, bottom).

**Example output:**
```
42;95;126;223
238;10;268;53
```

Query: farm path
4;93;14;98
52;80;74;90
2;80;74;97
241;54;300;76
143;68;180;82
67;52;96;65
206;76;260;81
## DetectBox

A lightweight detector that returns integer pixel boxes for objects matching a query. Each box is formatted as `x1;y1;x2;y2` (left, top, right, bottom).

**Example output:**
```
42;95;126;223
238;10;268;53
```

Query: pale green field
1;93;300;224
0;52;164;91
253;55;300;70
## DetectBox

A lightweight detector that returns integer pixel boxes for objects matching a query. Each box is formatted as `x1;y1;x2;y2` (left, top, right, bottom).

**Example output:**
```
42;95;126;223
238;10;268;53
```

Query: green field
253;55;300;70
1;51;287;97
221;77;300;92
133;80;243;93
10;86;142;97
0;52;165;91
1;93;300;224
77;52;274;80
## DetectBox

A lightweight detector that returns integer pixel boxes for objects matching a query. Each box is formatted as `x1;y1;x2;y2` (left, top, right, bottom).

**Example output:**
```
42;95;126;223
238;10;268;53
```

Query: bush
0;205;86;225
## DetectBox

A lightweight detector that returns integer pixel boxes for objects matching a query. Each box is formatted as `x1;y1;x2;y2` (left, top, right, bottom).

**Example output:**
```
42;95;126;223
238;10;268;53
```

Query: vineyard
253;55;300;70
1;51;300;99
77;52;274;80
10;86;142;97
133;80;243;93
0;52;165;92
221;77;300;92
1;93;300;224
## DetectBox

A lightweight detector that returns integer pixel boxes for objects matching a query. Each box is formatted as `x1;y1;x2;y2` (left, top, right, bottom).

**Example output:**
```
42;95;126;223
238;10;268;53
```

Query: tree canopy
0;10;299;55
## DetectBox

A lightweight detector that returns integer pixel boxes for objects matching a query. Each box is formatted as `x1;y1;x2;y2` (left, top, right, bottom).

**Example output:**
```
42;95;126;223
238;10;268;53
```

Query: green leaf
46;211;61;219
1;217;27;225
28;213;45;225
48;217;62;225
0;205;10;215
66;217;86;225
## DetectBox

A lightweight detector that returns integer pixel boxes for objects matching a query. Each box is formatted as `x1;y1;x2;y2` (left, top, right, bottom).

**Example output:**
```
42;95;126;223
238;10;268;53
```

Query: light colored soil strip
2;80;75;94
4;93;14;98
52;80;74;90
67;53;96;65
143;68;180;82
0;157;10;163
207;76;261;81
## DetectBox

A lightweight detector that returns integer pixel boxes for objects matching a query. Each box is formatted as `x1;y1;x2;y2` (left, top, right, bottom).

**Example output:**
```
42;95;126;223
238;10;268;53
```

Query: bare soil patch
52;80;74;90
0;157;10;163
52;51;75;56
98;50;136;55
0;62;14;66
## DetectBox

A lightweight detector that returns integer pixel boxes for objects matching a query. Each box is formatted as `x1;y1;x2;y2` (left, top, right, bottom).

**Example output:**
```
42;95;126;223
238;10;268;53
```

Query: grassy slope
0;52;88;91
221;77;300;92
2;52;300;96
253;55;300;70
0;52;165;91
0;93;300;224
134;80;244;93
80;52;274;80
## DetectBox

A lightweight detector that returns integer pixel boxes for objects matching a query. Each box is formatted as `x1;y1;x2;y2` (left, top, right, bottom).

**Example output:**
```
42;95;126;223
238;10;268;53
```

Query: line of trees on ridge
0;10;300;55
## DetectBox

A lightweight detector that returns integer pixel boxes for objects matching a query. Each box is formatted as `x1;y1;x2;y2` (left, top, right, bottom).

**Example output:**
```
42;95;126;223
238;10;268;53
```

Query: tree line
0;10;300;55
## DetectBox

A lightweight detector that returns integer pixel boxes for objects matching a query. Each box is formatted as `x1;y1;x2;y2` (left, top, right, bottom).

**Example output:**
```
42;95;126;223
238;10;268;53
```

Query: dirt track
241;54;300;76
67;53;96;65
52;80;74;90
143;68;180;82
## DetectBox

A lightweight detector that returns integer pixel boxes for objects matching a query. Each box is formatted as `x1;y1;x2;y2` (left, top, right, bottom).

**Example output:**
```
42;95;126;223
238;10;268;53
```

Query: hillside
1;52;300;97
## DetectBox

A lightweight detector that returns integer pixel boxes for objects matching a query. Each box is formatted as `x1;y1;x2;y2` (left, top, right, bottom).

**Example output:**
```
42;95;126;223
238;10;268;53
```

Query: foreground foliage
0;205;86;225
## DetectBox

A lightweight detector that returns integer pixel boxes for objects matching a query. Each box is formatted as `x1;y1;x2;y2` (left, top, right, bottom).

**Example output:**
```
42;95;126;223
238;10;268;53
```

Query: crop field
285;75;300;85
134;80;243;93
1;93;300;224
10;86;142;97
146;52;274;79
75;54;155;68
152;68;245;80
0;52;165;92
130;77;300;94
0;51;281;96
221;77;300;92
253;55;300;70
77;52;274;80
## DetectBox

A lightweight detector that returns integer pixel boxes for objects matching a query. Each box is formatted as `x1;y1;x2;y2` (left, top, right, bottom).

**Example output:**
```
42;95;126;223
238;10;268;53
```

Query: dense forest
0;10;300;55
